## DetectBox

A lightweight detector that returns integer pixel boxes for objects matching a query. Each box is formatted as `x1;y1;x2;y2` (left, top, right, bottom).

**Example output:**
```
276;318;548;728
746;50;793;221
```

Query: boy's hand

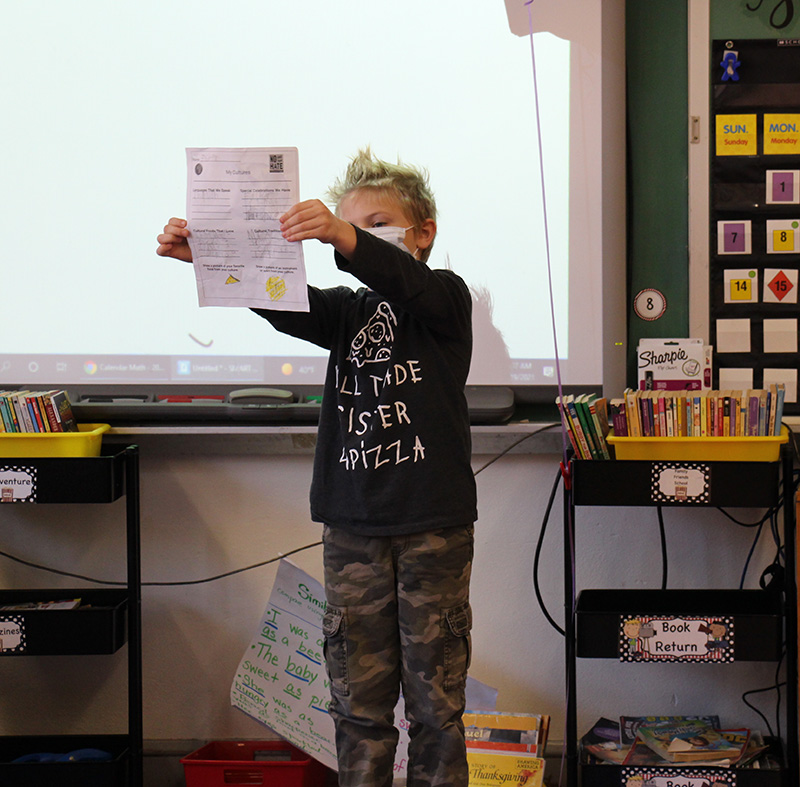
156;218;193;262
280;200;357;259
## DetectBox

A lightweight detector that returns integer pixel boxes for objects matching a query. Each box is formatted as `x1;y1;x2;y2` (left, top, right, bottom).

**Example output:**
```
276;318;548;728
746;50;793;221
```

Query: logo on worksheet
347;302;397;367
266;277;286;301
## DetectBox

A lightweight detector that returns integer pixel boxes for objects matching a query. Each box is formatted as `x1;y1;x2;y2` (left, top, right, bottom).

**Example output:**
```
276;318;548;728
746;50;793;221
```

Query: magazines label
0;616;26;654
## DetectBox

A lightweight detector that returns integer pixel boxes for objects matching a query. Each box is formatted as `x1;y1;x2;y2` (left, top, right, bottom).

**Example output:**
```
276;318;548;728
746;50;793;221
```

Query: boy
157;149;477;787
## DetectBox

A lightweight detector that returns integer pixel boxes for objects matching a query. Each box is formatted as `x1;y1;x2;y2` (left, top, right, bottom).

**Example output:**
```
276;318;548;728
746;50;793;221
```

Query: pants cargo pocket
322;605;349;696
443;600;472;692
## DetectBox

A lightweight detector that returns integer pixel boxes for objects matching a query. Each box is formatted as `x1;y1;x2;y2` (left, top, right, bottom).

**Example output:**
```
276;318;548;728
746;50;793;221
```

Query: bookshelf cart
0;444;142;786
564;449;797;786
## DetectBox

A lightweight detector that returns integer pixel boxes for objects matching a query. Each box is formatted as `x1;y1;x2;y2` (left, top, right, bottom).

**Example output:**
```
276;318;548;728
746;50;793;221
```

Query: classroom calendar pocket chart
711;39;800;413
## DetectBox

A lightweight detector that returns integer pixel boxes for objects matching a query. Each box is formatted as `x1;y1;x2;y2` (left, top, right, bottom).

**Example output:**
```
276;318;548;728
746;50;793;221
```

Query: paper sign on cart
186;147;309;311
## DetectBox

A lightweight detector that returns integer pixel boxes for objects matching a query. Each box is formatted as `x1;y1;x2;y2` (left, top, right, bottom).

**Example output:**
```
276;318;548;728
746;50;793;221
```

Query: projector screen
1;0;625;404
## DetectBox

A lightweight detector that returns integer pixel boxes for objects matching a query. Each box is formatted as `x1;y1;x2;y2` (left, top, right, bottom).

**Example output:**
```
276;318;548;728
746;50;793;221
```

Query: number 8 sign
633;288;667;321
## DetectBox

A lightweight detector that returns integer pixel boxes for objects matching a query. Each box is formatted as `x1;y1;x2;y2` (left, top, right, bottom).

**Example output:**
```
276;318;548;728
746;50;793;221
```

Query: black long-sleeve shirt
254;226;477;535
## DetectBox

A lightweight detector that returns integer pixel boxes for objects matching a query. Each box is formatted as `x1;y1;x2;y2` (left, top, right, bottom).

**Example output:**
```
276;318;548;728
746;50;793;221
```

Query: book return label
622;766;736;786
620;615;734;663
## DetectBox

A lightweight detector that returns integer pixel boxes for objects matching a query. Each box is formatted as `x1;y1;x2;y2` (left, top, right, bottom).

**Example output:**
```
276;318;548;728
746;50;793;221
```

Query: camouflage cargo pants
322;524;474;787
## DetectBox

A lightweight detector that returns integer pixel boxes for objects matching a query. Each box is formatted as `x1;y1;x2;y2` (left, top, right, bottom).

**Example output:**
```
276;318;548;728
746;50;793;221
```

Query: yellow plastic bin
0;424;110;458
607;425;789;462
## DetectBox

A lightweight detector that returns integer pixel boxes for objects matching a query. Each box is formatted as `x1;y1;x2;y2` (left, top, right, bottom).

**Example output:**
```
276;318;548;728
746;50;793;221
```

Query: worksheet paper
186;147;309;310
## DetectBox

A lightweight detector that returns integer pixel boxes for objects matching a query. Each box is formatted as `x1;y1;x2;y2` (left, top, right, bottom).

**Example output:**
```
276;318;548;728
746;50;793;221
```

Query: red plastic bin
181;740;327;787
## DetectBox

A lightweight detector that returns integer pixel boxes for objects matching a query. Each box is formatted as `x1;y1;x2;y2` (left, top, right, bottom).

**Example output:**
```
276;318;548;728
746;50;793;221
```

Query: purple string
525;0;569;470
526;3;575;780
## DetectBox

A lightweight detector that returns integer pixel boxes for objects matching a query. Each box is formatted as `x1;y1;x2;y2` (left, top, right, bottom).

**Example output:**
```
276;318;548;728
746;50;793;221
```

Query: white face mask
364;225;413;248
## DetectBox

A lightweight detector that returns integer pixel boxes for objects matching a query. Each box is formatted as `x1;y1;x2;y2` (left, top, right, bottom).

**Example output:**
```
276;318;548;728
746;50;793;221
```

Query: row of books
555;394;612;460
464;712;549;787
0;390;78;434
581;715;775;770
609;385;785;439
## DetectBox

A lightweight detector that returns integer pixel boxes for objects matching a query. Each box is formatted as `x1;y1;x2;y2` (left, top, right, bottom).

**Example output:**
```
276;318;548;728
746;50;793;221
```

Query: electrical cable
0;540;322;588
739;520;766;590
656;507;668;590
532;465;566;636
471;422;559;476
741;648;786;740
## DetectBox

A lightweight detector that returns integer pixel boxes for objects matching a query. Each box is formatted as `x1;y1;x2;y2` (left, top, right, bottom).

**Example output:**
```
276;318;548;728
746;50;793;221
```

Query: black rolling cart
0;444;142;786
563;448;797;787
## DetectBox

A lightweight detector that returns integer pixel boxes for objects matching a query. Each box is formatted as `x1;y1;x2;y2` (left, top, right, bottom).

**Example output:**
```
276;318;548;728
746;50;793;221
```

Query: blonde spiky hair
326;147;437;261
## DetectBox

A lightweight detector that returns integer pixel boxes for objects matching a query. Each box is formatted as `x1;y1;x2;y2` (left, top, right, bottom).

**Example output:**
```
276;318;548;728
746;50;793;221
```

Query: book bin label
0;467;37;503
651;463;710;503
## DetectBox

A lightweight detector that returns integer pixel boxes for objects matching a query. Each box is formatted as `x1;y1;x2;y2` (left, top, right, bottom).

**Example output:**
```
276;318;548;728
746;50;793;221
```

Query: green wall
626;1;689;383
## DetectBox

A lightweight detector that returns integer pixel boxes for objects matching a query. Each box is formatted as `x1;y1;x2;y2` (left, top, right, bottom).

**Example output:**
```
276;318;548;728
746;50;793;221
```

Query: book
586;394;611;459
766;385;776;437
0;598;81;611
580;717;628;764
624;388;640;437
773;383;785;435
26;394;45;432
592;397;611;440
466;750;544;787
619;715;719;747
667;728;749;764
43;391;64;432
635;719;742;763
747;389;760;436
736;730;770;767
50;390;78;432
609;398;627;437
564;395;592;459
622;738;670;766
731;390;740;435
463;711;549;756
0;394;11;432
738;392;748;436
758;389;768;436
639;392;653;437
664;392;675;437
574;394;602;459
555;396;582;458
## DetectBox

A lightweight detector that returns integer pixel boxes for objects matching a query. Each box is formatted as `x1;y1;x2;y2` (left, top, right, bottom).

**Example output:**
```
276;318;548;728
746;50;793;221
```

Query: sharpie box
181;741;327;787
0;423;110;458
637;338;711;391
